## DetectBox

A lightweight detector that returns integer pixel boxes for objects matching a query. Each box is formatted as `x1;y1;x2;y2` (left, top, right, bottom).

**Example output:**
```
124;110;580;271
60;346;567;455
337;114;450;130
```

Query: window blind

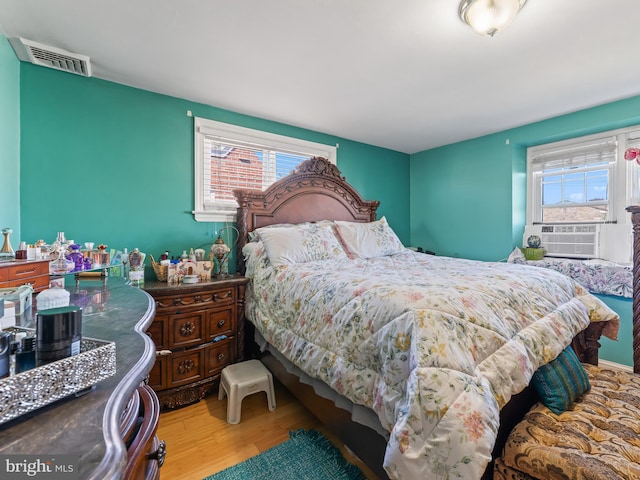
530;137;617;171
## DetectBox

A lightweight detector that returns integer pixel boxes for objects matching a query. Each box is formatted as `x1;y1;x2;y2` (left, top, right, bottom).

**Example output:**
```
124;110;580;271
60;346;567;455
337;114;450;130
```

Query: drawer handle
217;320;225;328
148;440;167;467
213;292;232;301
178;359;195;374
217;353;225;361
179;322;195;337
15;267;38;277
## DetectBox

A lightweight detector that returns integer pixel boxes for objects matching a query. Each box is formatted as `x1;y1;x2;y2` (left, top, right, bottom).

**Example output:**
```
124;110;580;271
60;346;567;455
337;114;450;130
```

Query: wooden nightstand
143;275;249;410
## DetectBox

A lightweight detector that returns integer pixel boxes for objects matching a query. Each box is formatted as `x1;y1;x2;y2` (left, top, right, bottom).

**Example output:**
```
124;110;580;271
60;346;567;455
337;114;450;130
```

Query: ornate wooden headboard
233;157;379;274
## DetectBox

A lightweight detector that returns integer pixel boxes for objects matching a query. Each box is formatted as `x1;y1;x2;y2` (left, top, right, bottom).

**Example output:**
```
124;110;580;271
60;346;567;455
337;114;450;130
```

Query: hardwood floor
156;379;378;480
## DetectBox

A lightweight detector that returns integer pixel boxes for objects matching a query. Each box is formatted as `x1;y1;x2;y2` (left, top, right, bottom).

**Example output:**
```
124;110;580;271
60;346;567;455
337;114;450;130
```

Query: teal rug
203;429;367;480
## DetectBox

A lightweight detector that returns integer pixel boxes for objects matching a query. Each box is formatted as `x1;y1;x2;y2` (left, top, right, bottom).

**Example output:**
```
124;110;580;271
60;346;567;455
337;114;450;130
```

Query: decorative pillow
256;223;347;267
334;216;405;259
532;346;590;415
247;223;297;242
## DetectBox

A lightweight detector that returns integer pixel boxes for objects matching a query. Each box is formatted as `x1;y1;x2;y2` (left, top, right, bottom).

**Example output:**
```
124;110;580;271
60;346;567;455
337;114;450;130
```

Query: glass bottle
15;336;36;373
67;243;84;272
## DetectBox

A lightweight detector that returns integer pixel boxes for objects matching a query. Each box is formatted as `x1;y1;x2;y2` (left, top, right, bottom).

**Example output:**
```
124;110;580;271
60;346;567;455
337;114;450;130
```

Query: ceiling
1;1;639;154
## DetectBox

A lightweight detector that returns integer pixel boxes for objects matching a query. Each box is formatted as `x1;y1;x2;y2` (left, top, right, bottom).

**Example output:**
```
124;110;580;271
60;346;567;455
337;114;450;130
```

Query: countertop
0;275;156;480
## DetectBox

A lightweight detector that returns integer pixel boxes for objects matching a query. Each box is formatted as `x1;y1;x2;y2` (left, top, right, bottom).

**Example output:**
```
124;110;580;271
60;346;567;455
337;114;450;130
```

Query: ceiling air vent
9;37;91;77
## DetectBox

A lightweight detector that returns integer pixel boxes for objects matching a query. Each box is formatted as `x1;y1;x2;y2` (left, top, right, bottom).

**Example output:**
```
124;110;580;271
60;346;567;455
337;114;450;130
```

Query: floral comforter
245;248;619;480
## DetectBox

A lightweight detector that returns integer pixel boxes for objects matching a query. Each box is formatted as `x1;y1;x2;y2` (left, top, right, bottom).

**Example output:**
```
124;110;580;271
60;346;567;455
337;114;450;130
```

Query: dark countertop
0;275;156;480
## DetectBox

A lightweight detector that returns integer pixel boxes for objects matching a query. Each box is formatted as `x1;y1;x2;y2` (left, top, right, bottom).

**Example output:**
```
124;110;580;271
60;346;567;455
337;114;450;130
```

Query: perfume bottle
67;244;84;272
15;336;36;373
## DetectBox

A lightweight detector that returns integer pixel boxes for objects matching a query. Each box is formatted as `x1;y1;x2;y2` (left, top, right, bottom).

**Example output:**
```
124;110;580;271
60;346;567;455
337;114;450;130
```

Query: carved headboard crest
294;156;344;179
233;157;379;274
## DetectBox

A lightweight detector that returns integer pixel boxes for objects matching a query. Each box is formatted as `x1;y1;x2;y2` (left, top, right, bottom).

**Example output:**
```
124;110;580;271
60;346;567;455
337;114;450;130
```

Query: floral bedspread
245;248;619;480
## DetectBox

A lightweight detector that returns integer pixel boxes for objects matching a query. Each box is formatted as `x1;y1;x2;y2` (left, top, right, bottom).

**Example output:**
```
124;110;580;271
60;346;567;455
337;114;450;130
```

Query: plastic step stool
218;359;276;424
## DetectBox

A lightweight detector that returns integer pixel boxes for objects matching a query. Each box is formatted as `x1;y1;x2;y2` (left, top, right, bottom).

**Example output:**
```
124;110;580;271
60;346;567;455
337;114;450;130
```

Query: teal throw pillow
532;345;590;415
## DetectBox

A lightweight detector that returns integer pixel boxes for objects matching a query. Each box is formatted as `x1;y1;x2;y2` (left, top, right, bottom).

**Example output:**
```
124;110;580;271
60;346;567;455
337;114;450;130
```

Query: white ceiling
1;1;639;154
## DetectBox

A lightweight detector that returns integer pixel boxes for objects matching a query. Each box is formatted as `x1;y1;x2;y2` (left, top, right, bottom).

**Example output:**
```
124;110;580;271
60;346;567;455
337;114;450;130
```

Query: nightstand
143;275;249;410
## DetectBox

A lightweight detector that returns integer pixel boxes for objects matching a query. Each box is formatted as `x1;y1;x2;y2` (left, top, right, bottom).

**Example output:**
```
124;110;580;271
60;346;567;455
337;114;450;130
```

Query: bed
233;157;619;480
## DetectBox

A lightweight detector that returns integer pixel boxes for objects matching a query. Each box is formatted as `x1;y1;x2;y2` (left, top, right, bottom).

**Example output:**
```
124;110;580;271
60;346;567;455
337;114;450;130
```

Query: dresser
0;276;162;480
144;276;249;409
0;258;50;292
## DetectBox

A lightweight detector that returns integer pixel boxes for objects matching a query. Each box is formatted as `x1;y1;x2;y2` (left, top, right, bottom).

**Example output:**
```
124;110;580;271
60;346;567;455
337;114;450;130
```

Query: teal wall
16;63;409;272
0;36;21;242
410;95;640;260
5;37;637;367
410;95;640;367
596;294;633;367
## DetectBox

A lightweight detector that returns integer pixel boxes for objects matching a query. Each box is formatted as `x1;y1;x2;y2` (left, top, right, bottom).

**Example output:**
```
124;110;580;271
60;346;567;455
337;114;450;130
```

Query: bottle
0;332;10;378
15;336;36;373
68;244;84;272
9;339;19;376
15;241;27;260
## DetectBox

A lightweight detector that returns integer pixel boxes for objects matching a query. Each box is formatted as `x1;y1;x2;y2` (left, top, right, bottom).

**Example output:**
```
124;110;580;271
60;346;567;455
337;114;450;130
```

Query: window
528;126;640;226
529;136;616;224
525;125;640;264
194;118;337;222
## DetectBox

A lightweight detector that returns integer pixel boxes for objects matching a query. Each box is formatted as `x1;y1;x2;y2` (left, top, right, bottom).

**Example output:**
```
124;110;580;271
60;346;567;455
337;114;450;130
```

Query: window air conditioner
523;224;600;259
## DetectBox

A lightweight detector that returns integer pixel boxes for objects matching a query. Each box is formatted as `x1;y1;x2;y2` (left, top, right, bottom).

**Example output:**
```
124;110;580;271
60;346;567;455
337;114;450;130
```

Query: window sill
510;256;632;298
193;210;237;223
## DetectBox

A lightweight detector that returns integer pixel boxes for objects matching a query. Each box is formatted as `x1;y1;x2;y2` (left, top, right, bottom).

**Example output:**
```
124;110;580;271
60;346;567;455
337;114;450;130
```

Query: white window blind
530;137;617;171
194;117;337;222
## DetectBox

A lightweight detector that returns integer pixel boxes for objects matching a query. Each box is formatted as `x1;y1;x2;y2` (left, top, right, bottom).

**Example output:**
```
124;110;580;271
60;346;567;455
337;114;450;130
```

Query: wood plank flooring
156;379;377;480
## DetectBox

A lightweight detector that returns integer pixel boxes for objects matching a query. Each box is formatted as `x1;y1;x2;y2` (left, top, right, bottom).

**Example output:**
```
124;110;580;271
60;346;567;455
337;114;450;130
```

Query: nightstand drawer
208;287;235;306
207;307;235;340
204;340;233;377
167;348;203;387
168;311;205;349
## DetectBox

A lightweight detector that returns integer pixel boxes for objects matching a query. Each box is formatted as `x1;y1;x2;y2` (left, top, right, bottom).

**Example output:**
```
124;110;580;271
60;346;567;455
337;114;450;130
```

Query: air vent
9;37;91;77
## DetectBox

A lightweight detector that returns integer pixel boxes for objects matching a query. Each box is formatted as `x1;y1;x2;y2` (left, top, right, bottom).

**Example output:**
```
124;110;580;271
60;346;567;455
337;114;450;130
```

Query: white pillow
334;216;405;259
256;223;347;267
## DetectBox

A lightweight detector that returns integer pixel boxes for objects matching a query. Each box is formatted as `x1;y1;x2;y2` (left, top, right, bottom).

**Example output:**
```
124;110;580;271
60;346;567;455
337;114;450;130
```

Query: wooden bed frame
233;157;614;480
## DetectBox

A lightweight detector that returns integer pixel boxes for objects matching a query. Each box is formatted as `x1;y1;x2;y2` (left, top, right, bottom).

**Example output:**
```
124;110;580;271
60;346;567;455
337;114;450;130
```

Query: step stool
218;359;276;424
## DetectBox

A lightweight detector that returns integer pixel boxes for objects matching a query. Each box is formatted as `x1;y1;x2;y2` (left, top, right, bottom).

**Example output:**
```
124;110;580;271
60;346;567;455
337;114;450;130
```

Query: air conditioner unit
523;224;600;259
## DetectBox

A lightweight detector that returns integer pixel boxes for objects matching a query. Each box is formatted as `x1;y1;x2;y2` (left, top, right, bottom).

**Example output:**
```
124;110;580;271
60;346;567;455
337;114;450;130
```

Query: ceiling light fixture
459;0;527;37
